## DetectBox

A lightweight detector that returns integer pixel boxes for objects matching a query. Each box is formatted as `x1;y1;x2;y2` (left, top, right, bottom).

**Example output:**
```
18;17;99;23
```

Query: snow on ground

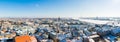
79;19;113;24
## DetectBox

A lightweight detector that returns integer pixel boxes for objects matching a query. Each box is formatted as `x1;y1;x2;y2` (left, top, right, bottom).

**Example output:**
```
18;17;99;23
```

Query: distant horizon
0;16;120;18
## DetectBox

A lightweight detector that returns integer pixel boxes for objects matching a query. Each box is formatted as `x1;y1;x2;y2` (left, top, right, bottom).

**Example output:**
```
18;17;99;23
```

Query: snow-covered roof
89;35;99;38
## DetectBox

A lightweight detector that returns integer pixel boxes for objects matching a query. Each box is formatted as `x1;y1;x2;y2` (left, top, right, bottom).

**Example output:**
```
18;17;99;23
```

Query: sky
0;0;120;18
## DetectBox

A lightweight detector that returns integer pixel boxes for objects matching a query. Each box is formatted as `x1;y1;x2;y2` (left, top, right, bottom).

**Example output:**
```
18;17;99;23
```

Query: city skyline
0;0;120;18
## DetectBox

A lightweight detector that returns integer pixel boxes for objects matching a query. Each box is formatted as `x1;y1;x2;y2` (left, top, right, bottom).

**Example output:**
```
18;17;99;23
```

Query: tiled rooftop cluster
0;18;119;42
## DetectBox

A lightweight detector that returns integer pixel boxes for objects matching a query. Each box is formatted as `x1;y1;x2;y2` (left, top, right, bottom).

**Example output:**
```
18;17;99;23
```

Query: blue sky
0;0;120;18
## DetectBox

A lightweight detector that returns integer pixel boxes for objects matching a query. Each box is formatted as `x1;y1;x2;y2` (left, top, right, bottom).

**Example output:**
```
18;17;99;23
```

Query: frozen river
79;19;120;26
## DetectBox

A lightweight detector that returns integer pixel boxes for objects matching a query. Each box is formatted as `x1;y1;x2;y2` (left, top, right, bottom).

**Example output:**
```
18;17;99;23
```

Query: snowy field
79;19;112;24
79;19;120;26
